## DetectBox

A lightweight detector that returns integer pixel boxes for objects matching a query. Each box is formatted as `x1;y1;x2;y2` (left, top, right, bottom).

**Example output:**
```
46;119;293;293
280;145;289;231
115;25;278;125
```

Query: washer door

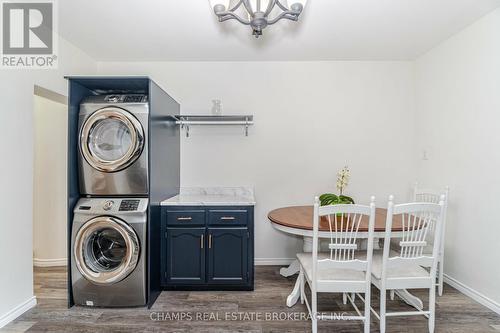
80;107;144;172
74;216;140;285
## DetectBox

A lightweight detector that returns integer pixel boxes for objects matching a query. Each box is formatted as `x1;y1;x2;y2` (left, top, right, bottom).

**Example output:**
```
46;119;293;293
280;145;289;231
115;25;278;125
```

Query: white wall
98;61;417;262
0;38;97;324
415;9;500;307
33;96;68;265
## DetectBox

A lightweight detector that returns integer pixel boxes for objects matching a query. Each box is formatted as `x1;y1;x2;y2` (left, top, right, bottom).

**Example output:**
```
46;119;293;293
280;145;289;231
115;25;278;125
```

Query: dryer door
74;216;140;285
80;107;144;172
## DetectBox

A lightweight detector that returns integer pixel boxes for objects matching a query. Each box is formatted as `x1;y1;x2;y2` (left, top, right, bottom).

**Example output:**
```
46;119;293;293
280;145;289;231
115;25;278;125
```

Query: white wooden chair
297;196;376;333
413;183;449;296
390;183;449;297
372;195;446;333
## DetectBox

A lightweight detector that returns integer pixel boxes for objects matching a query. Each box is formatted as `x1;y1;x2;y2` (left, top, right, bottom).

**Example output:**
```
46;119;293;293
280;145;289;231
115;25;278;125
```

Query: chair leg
380;289;386;333
438;258;444;296
429;285;436;333
364;289;371;333
312;287;318;333
342;292;347;305
312;318;318;333
390;290;395;300
299;267;305;304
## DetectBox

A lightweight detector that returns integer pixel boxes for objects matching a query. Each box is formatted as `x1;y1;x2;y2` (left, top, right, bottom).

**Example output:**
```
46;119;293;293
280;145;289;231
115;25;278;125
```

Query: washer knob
103;200;114;211
107;95;119;103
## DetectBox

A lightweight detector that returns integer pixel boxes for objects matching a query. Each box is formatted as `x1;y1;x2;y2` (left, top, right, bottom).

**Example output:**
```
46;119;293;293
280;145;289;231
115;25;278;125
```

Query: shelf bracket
245;117;249;136
180;122;190;137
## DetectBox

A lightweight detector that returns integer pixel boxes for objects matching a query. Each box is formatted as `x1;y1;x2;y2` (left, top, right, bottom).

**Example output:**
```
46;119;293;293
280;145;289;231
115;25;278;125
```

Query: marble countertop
160;187;256;206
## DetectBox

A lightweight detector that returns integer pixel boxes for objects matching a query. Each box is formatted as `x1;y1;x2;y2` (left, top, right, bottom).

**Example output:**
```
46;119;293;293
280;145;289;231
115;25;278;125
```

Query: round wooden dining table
268;205;424;310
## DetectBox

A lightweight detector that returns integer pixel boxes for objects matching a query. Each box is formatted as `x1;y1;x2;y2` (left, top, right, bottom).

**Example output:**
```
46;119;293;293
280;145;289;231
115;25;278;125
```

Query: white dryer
78;94;149;196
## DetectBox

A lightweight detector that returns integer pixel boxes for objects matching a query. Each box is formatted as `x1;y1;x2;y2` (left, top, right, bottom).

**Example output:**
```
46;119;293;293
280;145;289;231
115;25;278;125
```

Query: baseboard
0;296;37;329
33;258;67;267
255;258;294;266
444;274;500;315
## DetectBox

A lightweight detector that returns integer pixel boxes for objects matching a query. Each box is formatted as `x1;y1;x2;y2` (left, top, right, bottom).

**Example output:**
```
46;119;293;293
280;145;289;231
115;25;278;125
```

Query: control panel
119;199;140;211
124;95;145;103
75;198;147;213
104;94;147;103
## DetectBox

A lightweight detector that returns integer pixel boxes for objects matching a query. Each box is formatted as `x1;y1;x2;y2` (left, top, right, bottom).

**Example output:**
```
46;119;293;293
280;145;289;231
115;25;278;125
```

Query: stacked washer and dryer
71;94;150;307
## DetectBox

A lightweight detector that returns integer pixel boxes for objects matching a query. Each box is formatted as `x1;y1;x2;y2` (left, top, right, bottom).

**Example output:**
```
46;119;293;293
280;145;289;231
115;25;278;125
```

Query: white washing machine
71;197;148;307
78;94;149;196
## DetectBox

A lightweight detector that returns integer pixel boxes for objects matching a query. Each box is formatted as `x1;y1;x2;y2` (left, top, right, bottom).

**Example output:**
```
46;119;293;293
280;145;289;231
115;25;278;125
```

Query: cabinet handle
200;234;204;249
220;216;235;220
177;217;192;221
209;234;212;249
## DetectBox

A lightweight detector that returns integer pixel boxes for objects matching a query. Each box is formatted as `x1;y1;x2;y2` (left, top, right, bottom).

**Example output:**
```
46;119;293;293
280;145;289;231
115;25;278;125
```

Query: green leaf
339;195;355;204
319;193;338;206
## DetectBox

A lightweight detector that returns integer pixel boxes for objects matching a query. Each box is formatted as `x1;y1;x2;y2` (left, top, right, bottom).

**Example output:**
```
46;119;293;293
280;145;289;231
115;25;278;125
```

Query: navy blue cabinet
161;206;254;290
208;228;249;285
165;228;205;284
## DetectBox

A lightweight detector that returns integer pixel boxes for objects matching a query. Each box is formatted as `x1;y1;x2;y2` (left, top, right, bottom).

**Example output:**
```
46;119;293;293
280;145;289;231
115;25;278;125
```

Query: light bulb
287;0;307;12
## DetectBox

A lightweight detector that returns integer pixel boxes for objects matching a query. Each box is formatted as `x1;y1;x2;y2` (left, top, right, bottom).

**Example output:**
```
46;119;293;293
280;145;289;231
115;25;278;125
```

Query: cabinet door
207;228;248;285
165;228;205;284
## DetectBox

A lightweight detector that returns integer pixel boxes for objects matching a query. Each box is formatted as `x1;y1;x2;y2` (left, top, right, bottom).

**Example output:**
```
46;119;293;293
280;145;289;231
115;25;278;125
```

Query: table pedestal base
279;260;300;278
394;289;424;310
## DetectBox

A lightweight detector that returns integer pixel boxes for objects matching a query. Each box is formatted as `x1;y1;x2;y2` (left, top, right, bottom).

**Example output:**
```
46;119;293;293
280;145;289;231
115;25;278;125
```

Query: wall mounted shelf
173;115;254;137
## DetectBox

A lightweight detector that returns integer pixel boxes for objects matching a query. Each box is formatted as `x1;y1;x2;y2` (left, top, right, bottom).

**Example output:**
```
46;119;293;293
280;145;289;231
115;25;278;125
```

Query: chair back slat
381;195;446;279
311;197;376;287
412;183;450;243
387;256;434;268
326;212;365;262
399;209;437;259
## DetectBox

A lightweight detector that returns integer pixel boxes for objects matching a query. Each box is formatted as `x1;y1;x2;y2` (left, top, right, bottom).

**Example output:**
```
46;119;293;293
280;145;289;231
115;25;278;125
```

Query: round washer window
87;227;127;272
80;107;144;172
74;217;140;285
88;118;133;162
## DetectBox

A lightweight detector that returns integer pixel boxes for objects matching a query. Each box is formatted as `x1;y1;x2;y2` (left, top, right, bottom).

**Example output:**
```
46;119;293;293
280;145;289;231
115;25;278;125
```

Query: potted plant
319;166;355;206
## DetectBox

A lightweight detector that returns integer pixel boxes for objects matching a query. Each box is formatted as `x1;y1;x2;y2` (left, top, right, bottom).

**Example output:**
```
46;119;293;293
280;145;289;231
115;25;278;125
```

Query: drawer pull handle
220;216;235;220
177;217;192;221
209;234;212;249
200;234;204;249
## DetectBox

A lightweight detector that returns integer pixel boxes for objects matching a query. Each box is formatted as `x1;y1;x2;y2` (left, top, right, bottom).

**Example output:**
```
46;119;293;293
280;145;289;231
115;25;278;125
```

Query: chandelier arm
275;0;290;11
217;12;251;24
267;11;299;24
241;0;255;16
264;0;277;16
228;0;245;12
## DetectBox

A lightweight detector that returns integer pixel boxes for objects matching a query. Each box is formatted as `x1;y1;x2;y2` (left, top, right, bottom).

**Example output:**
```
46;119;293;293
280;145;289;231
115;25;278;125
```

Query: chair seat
371;251;430;280
296;252;366;282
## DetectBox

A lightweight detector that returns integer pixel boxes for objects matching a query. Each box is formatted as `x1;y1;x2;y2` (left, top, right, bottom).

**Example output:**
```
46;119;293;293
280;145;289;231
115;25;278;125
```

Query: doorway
32;86;68;298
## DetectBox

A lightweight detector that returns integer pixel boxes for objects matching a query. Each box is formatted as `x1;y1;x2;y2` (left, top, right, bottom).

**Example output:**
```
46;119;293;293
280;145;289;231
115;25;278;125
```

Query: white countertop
160;187;256;206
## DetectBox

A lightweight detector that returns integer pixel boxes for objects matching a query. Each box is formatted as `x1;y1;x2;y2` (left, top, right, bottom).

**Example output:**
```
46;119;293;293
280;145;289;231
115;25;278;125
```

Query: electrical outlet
422;150;429;161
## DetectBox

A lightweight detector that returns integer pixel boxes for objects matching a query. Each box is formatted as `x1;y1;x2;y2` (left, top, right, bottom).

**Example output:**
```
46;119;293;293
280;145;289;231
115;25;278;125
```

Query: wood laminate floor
1;266;499;332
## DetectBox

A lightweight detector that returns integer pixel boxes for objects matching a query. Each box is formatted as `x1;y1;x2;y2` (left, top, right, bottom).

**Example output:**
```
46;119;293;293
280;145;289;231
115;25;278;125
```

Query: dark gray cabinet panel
165;228;205;284
207;228;248;284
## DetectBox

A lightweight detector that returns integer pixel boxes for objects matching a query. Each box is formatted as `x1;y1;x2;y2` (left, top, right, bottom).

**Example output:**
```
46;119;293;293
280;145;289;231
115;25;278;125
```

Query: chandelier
209;0;307;38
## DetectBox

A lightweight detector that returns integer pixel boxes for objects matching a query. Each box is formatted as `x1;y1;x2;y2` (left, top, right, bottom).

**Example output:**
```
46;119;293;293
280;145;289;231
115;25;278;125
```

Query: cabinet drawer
208;209;248;225
166;210;205;226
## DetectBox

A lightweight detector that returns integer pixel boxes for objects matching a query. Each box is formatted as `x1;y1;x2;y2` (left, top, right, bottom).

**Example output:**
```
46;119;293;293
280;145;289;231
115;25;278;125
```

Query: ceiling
59;0;500;61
